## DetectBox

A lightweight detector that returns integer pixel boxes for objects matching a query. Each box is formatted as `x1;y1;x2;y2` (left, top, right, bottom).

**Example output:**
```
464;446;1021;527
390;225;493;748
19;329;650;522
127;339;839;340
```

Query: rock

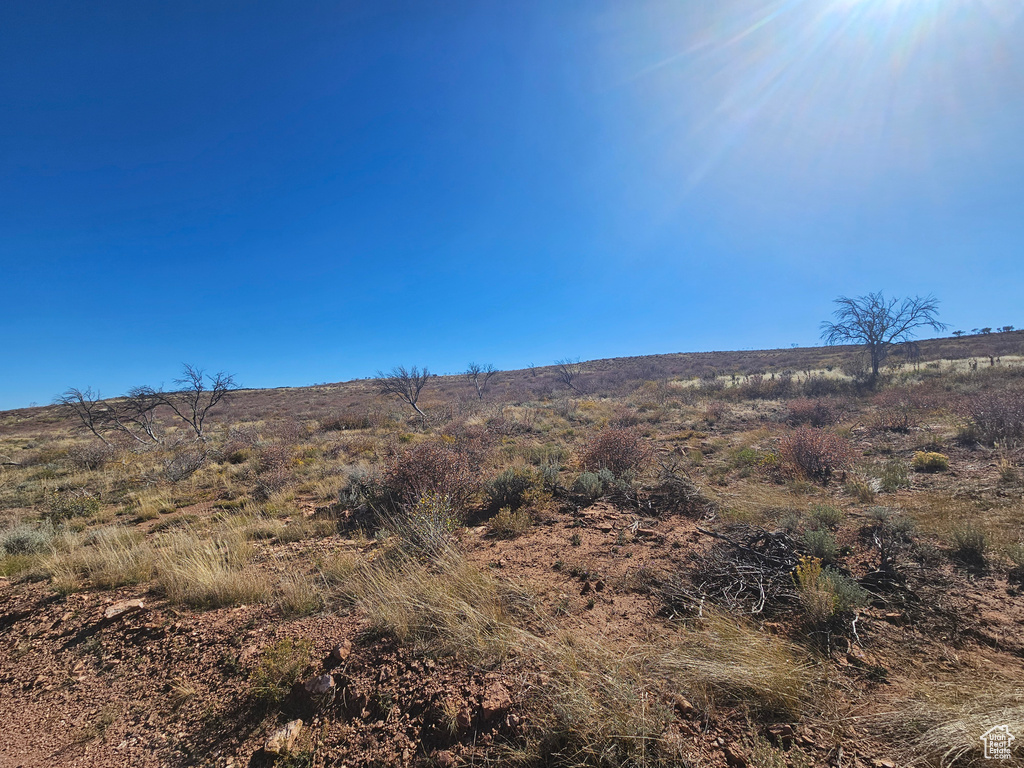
846;647;870;667
303;674;335;696
104;599;145;620
723;744;748;767
481;683;512;720
635;528;660;538
580;581;592;595
434;750;455;768
330;639;352;663
673;695;695;717
264;719;303;755
596;524;614;533
767;723;794;748
873;760;896;768
456;706;472;731
594;580;605;592
301;674;336;711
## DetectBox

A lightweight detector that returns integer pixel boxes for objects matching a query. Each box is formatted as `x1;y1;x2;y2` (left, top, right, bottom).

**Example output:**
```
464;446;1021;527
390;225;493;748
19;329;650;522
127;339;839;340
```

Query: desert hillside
1;333;1023;768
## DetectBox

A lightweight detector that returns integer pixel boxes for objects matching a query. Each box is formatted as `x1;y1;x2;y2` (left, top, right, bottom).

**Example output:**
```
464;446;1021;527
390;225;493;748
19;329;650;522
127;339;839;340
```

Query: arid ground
2;334;1023;768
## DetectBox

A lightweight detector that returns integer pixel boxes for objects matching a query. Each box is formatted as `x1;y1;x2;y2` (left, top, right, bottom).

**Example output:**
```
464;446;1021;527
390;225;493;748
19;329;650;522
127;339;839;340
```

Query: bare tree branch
376;366;430;419
465;363;497;400
555;358;586;394
821;292;947;378
55;387;114;445
135;364;237;442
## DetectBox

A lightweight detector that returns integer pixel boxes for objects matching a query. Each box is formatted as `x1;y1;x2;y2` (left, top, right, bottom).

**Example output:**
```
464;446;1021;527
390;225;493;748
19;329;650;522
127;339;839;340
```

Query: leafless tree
134;365;237;443
465;363;497;400
821;292;947;379
56;387;115;445
377;365;430;419
57;365;235;445
555;358;586;394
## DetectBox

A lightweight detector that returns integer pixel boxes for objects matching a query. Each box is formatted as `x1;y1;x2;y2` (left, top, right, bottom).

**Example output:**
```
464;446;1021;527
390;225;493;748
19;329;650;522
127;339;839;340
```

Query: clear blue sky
2;0;1022;409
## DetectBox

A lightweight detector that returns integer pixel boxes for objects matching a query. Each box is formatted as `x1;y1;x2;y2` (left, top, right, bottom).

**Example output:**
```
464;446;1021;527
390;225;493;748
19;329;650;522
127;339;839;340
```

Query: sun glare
638;0;1021;192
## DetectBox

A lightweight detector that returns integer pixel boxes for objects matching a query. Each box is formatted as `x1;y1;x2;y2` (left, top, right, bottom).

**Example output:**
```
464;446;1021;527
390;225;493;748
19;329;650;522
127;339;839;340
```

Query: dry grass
343;545;537;661
883;677;1024;766
655;610;822;717
529;637;677;768
155;527;271;608
274;567;327;617
46;526;154;593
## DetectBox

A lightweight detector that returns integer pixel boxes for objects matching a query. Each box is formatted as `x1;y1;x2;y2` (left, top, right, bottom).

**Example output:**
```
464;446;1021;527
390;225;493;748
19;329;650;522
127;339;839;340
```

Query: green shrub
538;462;561;492
778;511;802;534
486;467;536;510
820;569;869;613
487;507;533;539
731;446;760;468
802;529;839;563
249;637;313;706
793;556;868;625
912;452;949;472
808;504;844;530
573;472;604;501
2;521;55;555
45;491;101;523
878;459;910;491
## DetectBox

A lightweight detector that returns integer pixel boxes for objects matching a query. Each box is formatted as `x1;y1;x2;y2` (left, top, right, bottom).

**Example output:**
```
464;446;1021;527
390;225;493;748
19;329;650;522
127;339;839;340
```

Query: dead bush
873;388;926;432
786;398;842;427
578;427;653;476
381;440;479;511
776;427;853;485
163;447;207;483
66;442;119;470
319;412;371;431
960;388;1024;445
252;443;294;499
737;373;797;400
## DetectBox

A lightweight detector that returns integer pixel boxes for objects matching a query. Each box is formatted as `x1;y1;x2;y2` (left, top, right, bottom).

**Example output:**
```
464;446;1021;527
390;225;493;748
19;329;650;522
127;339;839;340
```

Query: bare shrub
873;388;925;432
163;447;207;483
381;440;479;511
960;388;1024;445
578;427;653;476
801;375;853;398
319;412;371;431
66;442;119;470
252;443;293;499
786;398;842;427
776;427;854;484
738;373;796;400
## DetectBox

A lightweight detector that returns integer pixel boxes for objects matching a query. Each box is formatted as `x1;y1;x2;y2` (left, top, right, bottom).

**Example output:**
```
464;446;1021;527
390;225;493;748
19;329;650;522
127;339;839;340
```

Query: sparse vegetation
3;337;1024;765
776;427;854;484
912;451;949;472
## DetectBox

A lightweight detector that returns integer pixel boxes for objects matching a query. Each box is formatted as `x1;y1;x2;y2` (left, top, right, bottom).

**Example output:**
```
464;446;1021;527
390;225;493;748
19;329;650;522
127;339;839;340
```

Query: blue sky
2;0;1022;409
